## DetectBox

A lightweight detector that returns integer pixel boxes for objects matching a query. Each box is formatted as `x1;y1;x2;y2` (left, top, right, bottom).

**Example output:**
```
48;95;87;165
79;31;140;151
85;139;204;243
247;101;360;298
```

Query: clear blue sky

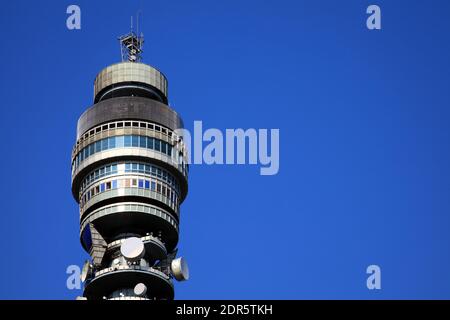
1;0;450;299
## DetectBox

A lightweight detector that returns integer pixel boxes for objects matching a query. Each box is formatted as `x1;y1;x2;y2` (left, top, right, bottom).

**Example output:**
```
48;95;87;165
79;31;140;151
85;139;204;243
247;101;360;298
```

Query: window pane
124;135;132;147
108;137;116;148
101;138;108;150
132;135;139;147
89;144;95;155
116;136;124;147
147;137;154;149
139;136;146;148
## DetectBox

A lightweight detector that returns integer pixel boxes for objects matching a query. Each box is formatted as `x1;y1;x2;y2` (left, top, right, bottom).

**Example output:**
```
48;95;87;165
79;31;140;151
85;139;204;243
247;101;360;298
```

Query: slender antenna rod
136;10;143;37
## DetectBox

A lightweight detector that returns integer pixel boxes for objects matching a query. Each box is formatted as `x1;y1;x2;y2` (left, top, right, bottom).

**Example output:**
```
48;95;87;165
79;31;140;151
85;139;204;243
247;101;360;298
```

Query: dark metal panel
77;97;184;139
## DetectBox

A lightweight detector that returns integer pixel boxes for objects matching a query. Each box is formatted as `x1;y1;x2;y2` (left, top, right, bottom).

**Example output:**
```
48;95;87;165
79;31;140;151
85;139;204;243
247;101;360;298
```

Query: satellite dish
81;260;92;282
134;283;147;296
120;237;145;262
171;257;189;281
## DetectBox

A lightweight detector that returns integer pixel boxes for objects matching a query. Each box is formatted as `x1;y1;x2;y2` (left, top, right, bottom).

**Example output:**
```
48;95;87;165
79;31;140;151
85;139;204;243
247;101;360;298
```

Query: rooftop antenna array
119;11;144;62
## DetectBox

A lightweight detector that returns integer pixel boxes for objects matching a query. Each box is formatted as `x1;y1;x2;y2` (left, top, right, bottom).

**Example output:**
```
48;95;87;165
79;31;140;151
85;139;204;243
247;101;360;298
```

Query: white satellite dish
171;257;189;281
81;260;92;282
120;237;145;262
134;283;147;296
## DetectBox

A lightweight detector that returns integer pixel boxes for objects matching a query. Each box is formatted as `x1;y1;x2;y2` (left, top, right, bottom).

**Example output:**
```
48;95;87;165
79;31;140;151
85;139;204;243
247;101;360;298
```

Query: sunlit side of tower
71;30;189;300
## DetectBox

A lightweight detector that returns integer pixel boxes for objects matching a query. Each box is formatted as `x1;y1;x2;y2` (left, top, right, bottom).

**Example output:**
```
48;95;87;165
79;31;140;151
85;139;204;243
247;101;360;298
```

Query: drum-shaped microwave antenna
120;237;145;262
171;257;189;281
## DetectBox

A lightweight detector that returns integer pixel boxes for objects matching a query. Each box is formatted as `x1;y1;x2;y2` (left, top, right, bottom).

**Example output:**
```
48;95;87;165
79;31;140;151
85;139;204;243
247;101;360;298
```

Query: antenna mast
119;13;144;62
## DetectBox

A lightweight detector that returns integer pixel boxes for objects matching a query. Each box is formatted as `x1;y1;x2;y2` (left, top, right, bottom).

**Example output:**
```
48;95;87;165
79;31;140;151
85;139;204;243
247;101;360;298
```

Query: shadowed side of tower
71;31;190;300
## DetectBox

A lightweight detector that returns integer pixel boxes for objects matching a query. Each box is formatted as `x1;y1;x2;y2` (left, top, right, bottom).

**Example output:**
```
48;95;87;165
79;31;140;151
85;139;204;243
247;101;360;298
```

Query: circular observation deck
84;265;174;300
93;62;168;104
80;202;179;253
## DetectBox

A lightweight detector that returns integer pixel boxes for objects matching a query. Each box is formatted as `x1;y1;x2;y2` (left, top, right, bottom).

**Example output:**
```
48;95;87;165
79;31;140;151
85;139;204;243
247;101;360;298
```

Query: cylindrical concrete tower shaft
71;32;189;300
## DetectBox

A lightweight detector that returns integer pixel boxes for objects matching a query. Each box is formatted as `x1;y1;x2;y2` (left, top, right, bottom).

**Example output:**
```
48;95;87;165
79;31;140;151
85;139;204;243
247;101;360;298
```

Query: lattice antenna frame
118;15;144;62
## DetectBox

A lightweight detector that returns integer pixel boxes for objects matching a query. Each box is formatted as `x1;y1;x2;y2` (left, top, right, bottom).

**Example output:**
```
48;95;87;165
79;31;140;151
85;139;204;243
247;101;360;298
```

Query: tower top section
119;31;144;62
93;62;168;104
